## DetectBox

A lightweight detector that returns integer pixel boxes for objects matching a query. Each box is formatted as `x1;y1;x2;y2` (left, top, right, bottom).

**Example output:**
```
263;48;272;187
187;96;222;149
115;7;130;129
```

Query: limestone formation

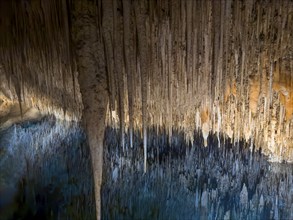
0;0;293;219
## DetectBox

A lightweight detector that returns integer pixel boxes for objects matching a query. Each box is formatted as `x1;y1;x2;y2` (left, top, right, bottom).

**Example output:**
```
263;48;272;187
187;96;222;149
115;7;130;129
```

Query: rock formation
0;0;293;219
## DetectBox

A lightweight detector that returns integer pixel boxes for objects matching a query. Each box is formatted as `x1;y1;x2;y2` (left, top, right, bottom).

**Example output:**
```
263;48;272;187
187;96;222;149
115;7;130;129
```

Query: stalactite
123;0;134;149
113;0;125;152
134;1;149;173
103;6;115;116
0;0;82;120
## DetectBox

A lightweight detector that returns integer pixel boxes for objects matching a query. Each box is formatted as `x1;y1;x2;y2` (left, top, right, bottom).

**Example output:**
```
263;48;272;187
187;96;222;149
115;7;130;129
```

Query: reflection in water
1;120;293;219
0;117;95;219
102;128;293;220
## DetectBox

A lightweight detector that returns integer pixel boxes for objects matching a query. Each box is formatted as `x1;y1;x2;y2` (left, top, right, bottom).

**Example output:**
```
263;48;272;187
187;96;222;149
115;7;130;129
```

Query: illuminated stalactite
134;1;149;173
1;0;293;157
123;0;134;149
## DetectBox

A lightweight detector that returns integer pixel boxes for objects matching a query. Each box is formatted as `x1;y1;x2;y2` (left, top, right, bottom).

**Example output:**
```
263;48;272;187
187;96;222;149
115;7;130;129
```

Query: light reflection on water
102;128;293;220
0;118;95;219
1;121;293;220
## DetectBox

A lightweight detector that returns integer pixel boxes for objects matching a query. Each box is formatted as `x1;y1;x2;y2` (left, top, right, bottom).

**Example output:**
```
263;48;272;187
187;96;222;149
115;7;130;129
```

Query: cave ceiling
0;0;293;162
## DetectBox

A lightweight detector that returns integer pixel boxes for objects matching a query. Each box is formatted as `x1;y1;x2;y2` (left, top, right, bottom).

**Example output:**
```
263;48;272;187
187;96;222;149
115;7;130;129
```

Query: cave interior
0;0;293;219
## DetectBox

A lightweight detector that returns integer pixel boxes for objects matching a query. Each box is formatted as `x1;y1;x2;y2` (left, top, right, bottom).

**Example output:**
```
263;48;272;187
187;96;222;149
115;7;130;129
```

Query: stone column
71;1;108;219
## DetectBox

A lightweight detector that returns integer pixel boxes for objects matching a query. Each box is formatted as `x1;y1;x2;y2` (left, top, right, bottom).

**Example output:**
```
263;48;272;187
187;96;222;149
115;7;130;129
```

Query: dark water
1;119;293;219
102;128;293;220
0;117;95;219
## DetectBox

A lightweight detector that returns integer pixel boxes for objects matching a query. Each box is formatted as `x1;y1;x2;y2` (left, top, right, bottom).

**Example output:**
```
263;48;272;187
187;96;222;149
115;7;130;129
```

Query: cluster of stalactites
0;0;82;121
0;0;293;162
103;0;293;162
